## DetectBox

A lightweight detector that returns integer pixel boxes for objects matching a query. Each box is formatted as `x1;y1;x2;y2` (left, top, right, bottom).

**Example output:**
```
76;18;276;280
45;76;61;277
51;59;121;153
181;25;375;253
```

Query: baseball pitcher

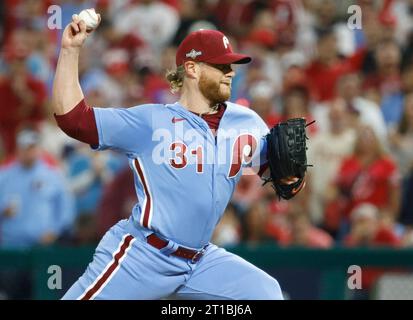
53;12;309;300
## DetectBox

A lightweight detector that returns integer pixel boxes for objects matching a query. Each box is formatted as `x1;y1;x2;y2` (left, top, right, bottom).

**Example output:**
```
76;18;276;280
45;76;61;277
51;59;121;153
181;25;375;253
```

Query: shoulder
225;102;265;122
225;102;269;134
94;103;167;119
119;103;166;114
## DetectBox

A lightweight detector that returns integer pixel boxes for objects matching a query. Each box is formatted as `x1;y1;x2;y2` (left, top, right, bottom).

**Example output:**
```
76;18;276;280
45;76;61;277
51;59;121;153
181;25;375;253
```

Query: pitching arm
52;14;100;115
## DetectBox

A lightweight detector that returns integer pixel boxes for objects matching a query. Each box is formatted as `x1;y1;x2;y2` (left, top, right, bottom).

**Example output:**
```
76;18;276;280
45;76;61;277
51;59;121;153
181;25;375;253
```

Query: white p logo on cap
223;36;229;49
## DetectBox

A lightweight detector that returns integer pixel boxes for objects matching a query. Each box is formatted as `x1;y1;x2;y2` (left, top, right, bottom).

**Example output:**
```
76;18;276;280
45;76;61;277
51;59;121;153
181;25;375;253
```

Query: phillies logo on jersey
151;126;263;177
227;134;257;178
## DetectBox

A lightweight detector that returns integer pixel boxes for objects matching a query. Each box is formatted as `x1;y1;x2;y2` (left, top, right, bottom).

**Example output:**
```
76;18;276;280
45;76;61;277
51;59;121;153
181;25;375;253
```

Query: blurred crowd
0;0;413;257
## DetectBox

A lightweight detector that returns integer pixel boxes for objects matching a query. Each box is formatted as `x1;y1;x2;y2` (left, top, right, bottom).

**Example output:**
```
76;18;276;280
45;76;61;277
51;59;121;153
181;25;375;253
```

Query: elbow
51;88;64;116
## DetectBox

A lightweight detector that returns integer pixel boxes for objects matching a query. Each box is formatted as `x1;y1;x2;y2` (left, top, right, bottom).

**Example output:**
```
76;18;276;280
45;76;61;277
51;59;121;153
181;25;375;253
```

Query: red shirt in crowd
0;75;47;154
305;48;367;102
362;73;402;97
335;155;399;217
344;226;401;290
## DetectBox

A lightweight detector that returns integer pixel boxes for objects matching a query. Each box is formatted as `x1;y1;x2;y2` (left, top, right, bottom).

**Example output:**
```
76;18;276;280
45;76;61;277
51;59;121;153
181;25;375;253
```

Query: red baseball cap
176;29;251;67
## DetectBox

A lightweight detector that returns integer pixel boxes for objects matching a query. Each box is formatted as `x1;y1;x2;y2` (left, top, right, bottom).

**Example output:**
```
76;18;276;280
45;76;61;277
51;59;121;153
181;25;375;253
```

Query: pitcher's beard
199;72;231;109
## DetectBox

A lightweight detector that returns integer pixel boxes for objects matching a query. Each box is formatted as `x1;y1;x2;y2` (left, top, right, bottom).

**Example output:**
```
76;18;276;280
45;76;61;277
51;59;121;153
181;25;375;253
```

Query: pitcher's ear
183;61;200;80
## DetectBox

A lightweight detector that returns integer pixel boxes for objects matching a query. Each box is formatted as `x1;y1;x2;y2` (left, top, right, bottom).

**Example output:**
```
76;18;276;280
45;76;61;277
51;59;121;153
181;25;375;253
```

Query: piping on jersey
133;158;154;229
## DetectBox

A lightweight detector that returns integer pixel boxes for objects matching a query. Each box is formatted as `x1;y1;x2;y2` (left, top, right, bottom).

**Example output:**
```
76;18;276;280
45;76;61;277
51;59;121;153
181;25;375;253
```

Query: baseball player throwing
54;12;306;300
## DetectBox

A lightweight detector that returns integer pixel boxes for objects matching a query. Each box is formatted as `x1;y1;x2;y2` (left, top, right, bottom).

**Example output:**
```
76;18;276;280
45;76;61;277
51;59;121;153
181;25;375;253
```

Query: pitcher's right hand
61;13;101;50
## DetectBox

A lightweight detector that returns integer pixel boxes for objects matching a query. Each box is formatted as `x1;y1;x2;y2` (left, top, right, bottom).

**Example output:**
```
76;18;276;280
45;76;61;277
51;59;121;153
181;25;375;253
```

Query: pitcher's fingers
70;21;80;33
78;20;87;33
72;14;80;23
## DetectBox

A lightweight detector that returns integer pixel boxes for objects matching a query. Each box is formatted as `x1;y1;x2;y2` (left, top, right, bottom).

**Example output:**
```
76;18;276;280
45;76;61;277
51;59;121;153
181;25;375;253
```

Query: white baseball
78;8;99;31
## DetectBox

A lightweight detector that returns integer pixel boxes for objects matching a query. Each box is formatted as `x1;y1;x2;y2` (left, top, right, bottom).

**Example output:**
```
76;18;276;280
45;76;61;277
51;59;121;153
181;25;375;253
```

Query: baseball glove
264;118;313;200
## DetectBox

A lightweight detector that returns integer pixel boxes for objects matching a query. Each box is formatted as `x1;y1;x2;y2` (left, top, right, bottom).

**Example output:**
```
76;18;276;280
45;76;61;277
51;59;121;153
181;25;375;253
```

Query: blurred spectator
66;145;122;217
401;226;413;247
314;73;388;144
389;93;413;225
248;80;280;127
70;211;99;246
244;196;268;244
96;164;136;238
172;0;219;46
212;0;258;37
313;0;359;57
0;129;75;249
294;0;318;56
392;0;413;47
399;170;413;227
338;73;388;145
282;62;307;93
231;168;267;244
389;93;413;176
0;38;47;155
263;193;291;245
0;1;4;45
212;203;241;247
0;137;4;164
114;0;179;53
14;0;58;84
282;85;317;135
280;210;334;249
402;29;413;68
238;9;284;99
258;176;309;246
325;126;400;237
343;203;401;298
232;170;265;215
401;63;413;95
38;109;77;162
262;190;331;248
307;98;356;224
305;27;367;102
268;0;298;48
363;40;403;127
142;46;178;104
344;203;400;247
100;48;134;105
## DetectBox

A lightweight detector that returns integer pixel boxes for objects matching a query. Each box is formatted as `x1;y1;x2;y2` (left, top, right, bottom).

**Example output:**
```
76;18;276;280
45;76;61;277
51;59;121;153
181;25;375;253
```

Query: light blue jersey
63;101;283;300
93;102;269;248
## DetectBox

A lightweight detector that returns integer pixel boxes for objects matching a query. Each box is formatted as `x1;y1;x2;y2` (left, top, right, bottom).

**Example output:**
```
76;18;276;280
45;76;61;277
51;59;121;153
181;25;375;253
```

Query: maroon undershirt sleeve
54;99;99;146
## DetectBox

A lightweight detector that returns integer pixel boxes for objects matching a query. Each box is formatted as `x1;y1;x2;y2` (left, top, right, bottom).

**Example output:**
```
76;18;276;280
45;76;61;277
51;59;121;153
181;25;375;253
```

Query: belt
146;233;206;263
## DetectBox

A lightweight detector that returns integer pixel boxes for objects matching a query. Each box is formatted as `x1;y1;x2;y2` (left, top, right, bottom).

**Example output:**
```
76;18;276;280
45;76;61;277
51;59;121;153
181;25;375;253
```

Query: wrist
60;46;81;55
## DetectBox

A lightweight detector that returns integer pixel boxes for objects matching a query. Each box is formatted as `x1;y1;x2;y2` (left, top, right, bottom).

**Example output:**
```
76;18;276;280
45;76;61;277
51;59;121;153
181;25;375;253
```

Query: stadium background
1;0;413;300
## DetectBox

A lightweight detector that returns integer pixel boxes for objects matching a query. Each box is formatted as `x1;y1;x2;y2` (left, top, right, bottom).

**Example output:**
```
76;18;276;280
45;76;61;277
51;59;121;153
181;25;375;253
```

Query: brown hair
353;125;384;158
165;65;185;93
